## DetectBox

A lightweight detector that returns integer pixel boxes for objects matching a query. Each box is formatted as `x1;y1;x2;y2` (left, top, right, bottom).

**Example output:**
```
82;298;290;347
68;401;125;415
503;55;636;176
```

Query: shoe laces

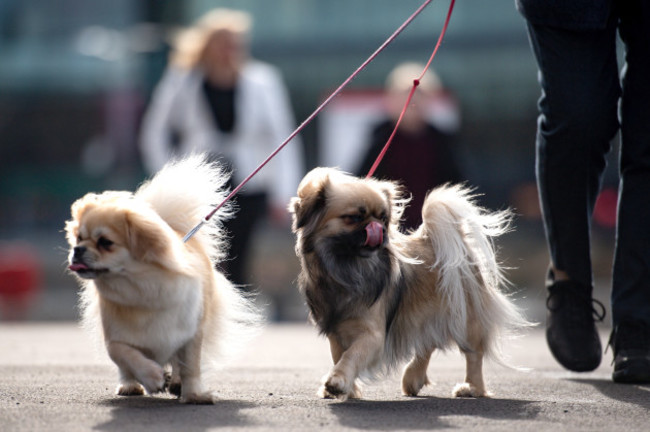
546;282;606;340
546;281;606;325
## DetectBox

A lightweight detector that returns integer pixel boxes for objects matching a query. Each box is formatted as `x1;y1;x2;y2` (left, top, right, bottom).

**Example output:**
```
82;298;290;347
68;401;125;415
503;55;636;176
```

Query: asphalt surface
1;322;649;432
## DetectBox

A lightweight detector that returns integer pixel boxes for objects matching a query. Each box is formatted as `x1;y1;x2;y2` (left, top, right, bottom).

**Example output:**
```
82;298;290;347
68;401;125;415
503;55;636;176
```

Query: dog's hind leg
176;333;216;404
168;357;182;397
453;348;489;397
453;324;490;398
401;347;435;396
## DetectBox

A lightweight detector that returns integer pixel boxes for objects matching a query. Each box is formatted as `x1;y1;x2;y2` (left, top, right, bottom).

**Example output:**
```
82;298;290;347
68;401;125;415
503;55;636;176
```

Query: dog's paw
138;365;166;395
325;373;350;400
452;383;490;398
320;373;361;401
318;382;362;401
401;372;430;397
116;382;145;396
317;384;337;399
180;392;217;405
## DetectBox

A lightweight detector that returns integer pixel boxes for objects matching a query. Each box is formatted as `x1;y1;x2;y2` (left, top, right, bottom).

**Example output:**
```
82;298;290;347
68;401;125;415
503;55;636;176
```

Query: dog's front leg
320;336;362;399
176;333;216;404
107;341;165;395
321;314;385;401
115;368;145;396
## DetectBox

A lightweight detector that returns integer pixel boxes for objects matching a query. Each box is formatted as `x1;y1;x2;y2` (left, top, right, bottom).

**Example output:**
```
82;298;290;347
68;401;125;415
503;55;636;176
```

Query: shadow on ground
569;378;650;410
95;396;259;432
329;396;540;430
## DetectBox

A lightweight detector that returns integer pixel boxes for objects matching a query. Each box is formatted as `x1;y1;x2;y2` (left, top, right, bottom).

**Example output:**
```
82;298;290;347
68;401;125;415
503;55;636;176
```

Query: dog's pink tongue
69;263;89;272
364;221;384;247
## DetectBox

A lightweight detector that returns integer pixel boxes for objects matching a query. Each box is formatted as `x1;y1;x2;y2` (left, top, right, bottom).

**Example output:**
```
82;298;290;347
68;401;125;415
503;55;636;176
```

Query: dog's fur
289;167;531;400
65;155;259;404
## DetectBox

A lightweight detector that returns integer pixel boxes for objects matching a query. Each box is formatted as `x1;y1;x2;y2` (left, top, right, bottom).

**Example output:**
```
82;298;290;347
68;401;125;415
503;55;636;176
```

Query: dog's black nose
73;246;86;260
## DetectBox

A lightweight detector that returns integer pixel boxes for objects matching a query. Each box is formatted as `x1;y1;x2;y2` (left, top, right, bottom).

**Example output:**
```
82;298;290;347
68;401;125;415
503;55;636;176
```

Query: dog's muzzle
68;246;107;277
69;246;89;272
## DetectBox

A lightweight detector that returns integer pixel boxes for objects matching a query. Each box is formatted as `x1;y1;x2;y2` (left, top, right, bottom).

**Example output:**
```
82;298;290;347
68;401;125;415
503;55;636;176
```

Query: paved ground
1;322;648;432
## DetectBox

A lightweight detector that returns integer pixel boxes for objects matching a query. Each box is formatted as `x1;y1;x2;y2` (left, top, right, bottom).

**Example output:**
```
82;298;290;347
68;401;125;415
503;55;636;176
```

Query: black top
202;79;236;133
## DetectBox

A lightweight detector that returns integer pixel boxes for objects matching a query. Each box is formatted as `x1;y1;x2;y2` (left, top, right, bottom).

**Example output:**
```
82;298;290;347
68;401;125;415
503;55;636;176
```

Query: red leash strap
184;0;454;242
366;0;456;178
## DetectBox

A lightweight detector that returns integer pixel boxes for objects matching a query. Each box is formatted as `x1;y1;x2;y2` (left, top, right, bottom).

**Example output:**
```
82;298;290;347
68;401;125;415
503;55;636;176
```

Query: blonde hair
386;62;442;94
170;8;252;69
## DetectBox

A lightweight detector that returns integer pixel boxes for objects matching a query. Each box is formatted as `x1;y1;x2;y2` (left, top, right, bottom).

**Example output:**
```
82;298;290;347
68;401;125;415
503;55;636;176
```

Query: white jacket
139;61;304;209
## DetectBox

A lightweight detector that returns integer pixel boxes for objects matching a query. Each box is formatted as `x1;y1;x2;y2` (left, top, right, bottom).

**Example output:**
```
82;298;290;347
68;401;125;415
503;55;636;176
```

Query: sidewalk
1;322;648;431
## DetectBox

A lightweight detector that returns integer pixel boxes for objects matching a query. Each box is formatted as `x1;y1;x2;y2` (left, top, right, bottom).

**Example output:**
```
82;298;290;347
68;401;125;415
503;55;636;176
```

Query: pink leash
366;0;455;178
184;0;455;242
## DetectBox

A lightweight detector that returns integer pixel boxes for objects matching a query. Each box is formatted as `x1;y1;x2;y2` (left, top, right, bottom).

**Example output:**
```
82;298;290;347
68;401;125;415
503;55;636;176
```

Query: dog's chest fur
94;276;203;363
299;238;395;335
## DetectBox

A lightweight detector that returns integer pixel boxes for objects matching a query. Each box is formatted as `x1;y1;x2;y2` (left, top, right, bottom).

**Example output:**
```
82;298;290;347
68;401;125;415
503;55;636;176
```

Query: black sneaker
609;319;650;384
546;280;606;372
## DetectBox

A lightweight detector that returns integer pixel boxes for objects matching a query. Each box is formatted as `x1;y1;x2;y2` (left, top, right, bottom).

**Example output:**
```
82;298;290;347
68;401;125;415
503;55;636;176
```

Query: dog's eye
97;237;114;251
76;235;82;243
341;214;363;225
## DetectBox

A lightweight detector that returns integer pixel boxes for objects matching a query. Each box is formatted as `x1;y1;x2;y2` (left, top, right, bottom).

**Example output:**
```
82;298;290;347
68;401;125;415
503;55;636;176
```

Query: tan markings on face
77;207;126;254
77;224;89;243
319;182;390;236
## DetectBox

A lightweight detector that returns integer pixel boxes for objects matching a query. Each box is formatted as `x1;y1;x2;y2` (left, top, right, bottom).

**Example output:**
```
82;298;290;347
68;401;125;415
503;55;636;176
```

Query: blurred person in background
517;1;650;382
140;8;303;287
357;62;463;230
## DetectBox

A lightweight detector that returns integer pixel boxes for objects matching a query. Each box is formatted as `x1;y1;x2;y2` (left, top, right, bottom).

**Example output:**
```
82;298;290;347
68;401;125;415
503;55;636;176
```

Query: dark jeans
527;0;650;325
221;192;268;288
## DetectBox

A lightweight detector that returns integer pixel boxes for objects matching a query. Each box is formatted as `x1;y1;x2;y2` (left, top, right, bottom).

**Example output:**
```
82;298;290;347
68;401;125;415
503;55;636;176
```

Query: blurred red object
594;187;618;229
0;244;42;320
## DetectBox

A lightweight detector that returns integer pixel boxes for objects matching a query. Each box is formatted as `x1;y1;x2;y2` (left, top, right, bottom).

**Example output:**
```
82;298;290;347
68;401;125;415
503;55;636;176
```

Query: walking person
140;8;303;287
517;0;650;381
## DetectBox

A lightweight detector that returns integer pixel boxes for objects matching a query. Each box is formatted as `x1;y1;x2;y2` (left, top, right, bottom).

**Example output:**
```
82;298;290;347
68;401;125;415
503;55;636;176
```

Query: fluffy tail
135;153;234;264
136;154;263;367
203;271;264;369
421;184;532;363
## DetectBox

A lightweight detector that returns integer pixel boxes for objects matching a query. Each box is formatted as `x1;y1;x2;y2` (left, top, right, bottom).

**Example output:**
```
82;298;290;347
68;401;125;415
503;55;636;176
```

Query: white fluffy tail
422;184;532;363
135;153;234;264
203;272;264;370
136;154;263;368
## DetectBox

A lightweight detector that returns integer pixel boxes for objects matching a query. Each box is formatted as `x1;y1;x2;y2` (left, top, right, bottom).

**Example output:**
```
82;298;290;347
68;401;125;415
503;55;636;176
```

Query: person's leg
610;0;650;383
527;20;620;371
222;193;268;288
530;22;620;286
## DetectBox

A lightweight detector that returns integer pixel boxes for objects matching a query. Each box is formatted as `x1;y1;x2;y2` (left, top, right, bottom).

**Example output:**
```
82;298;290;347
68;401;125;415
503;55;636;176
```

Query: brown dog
65;155;260;404
289;167;530;400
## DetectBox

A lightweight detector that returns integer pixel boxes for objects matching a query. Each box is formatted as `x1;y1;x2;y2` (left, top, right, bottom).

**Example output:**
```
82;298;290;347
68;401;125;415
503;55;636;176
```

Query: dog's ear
290;168;332;230
124;209;183;272
377;179;408;226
